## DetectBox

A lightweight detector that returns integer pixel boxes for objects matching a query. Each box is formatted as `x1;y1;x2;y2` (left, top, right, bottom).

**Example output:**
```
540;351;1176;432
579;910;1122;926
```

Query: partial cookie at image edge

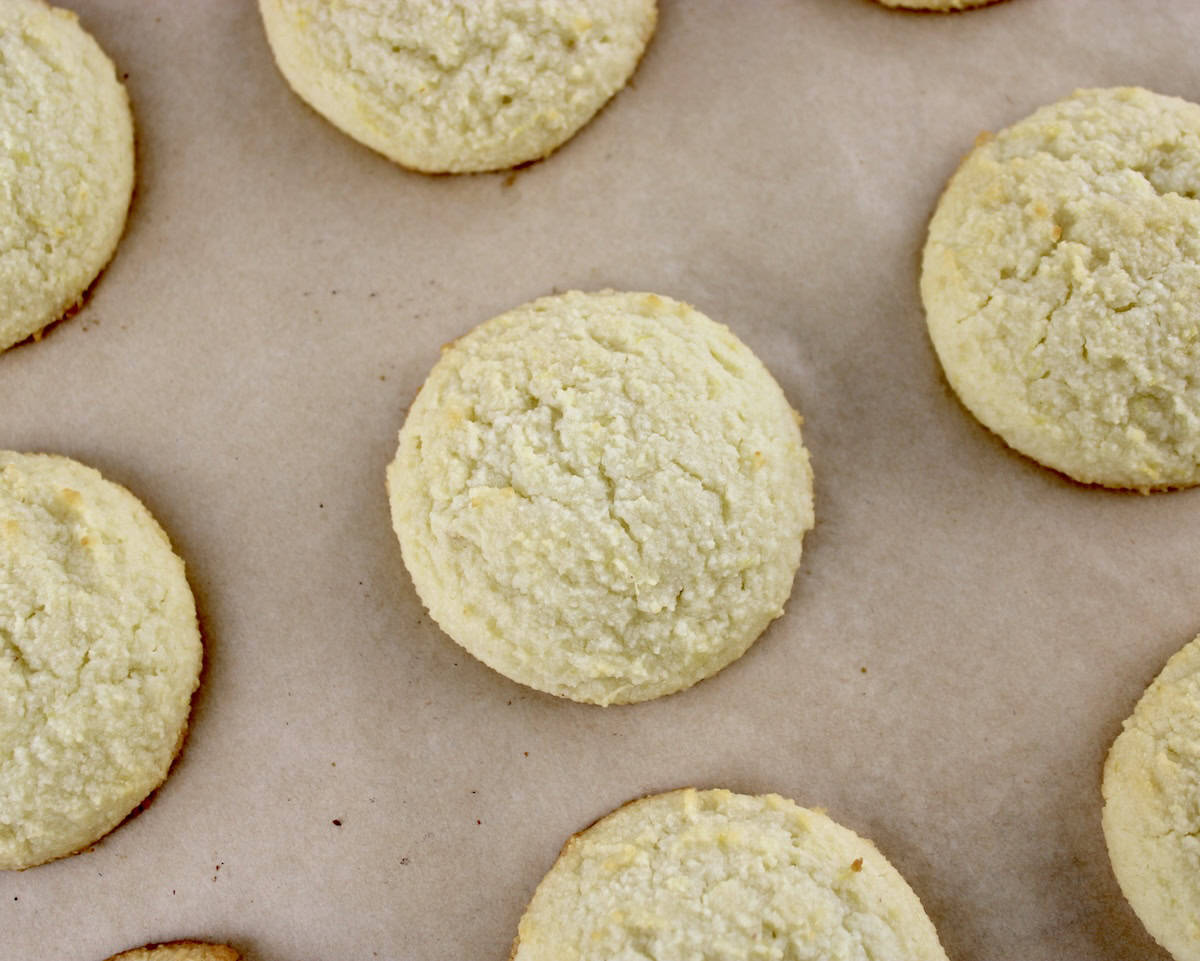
258;0;657;173
921;86;1200;490
0;452;202;870
0;0;135;352
511;788;949;961
873;0;1005;11
103;942;241;961
1103;635;1200;961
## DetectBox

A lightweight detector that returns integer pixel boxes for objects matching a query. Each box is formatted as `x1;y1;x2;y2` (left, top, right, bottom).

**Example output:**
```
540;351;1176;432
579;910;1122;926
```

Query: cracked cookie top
387;291;814;705
1103;634;1200;961
921;87;1200;489
0;452;201;870
258;0;656;173
0;0;134;352
512;788;949;961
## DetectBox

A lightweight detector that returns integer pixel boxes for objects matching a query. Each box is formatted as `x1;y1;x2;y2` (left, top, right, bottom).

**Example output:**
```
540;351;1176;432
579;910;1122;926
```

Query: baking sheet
3;1;1198;958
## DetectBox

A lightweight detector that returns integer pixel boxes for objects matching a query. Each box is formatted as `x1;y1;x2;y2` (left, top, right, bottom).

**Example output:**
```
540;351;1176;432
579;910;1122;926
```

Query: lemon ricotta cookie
387;290;814;705
922;87;1200;489
0;0;134;352
258;0;656;173
512;788;949;961
1103;634;1200;960
0;452;201;870
875;0;996;10
104;944;240;961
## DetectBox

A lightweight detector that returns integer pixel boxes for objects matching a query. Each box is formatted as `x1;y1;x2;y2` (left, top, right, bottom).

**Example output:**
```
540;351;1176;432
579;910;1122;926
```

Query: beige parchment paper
3;1;1200;958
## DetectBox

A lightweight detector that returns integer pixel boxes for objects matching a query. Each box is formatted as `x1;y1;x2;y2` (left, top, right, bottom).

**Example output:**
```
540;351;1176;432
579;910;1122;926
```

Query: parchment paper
3;1;1198;958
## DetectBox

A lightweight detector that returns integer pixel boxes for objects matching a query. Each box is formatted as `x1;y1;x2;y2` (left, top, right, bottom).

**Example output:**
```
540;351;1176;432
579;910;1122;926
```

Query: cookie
921;87;1200;489
875;0;996;9
0;453;201;870
387;290;814;705
104;944;240;961
258;0;656;173
512;788;949;961
0;0;134;352
1103;634;1200;960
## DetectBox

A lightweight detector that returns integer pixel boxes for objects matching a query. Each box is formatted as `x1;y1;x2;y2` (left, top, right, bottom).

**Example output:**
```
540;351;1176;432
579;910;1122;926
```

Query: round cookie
387;290;814;705
0;452;201;870
105;944;240;961
0;0;134;352
258;0;657;174
1103;634;1200;960
512;788;949;961
921;87;1200;490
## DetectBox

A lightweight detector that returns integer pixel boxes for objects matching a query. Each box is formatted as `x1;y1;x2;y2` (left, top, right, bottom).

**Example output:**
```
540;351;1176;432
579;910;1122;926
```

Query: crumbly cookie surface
513;788;949;961
1103;635;1200;961
259;0;656;173
0;453;201;870
922;87;1200;489
105;943;240;961
0;0;134;352
388;291;814;705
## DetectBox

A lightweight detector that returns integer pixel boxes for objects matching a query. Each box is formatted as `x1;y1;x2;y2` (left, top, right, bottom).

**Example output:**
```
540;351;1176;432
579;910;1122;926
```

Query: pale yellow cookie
388;291;814;705
0;0;134;352
922;87;1200;489
512;788;949;961
105;943;240;961
0;453;201;870
1103;634;1200;961
874;0;997;10
259;0;657;173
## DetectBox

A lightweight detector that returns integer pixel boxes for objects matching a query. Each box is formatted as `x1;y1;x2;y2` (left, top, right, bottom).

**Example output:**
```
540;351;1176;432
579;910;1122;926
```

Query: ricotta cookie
512;788;949;961
875;0;996;9
0;453;201;870
105;944;240;961
1103;634;1200;960
258;0;657;173
0;0;135;352
387;290;814;705
922;87;1200;489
